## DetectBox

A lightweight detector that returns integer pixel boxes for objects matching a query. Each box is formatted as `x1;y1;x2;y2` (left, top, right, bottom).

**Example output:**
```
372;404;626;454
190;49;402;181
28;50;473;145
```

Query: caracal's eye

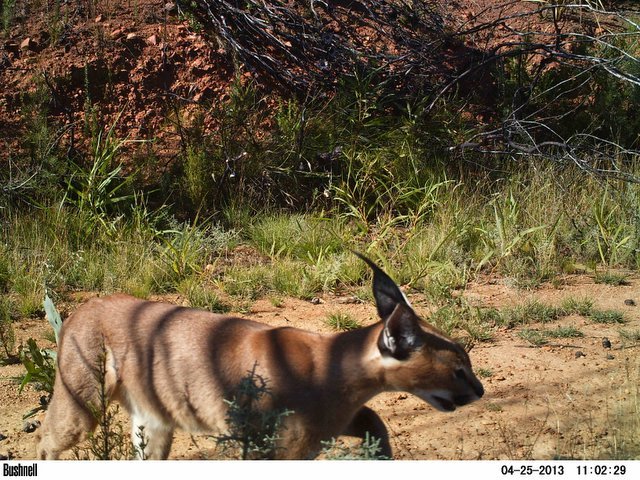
454;368;466;381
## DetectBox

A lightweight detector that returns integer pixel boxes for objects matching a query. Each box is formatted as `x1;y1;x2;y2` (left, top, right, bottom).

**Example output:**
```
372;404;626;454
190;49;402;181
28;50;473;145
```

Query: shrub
215;366;292;460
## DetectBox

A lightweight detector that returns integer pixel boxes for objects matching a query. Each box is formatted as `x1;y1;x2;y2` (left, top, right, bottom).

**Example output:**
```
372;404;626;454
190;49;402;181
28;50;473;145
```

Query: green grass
545;325;584;338
561;297;595;317
519;325;584;346
500;300;563;328
3;91;640;339
429;305;464;336
560;296;626;324
0;250;10;293
518;328;548;346
321;433;389;460
595;271;629;286
221;264;270;300
490;296;625;338
177;276;230;313
0;296;16;361
268;296;284;308
220;251;368;301
618;328;640;344
589;309;626;324
325;311;361;331
248;214;349;262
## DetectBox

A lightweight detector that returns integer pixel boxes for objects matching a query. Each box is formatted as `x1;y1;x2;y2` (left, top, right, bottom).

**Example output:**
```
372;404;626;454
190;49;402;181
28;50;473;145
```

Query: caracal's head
357;253;484;412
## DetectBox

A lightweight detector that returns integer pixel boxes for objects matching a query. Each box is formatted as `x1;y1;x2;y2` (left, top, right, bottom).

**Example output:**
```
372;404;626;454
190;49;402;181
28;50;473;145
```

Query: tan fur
37;285;483;460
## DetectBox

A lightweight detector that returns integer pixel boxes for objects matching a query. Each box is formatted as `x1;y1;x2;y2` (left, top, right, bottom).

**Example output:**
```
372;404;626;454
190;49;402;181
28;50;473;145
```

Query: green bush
215;366;292;460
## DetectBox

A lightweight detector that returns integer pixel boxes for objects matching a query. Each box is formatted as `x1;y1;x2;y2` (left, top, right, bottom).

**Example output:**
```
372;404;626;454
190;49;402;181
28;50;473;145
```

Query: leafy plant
17;338;56;418
476;368;494;378
331;148;450;235
15;294;63;417
158;218;212;283
215;365;292;460
182;144;210;208
74;343;144;460
321;432;389;460
65;114;137;233
43;293;63;344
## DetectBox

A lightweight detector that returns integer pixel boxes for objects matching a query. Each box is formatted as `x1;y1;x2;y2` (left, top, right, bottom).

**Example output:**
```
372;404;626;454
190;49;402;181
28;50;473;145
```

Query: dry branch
179;0;446;95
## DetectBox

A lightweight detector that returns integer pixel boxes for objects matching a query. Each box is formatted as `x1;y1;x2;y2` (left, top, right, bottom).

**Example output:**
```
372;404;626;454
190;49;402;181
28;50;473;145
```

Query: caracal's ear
353;252;412;319
378;303;421;360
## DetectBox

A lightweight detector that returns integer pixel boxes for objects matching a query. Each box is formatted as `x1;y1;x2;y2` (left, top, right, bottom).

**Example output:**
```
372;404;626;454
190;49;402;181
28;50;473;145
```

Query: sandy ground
1;272;639;461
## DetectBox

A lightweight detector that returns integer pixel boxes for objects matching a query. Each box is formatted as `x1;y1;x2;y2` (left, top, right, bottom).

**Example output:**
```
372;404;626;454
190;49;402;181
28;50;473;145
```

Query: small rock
22;420;40;434
602;337;612;349
0;433;6;441
575;351;586;358
110;28;125;39
606;354;615;360
20;37;35;51
624;299;635;306
164;2;177;14
95;14;104;23
146;34;160;46
397;393;408;400
126;32;139;41
0;453;12;460
310;297;322;305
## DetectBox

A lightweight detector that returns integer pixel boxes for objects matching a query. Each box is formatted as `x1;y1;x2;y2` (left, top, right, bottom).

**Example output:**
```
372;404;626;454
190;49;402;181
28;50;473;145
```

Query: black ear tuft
353;251;409;320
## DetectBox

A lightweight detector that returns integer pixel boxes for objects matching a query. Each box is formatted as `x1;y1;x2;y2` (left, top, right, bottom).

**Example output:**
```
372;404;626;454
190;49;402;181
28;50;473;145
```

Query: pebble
20;37;35;51
624;299;635;306
575;351;586;358
146;34;160;46
0;433;6;441
606;354;615;360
